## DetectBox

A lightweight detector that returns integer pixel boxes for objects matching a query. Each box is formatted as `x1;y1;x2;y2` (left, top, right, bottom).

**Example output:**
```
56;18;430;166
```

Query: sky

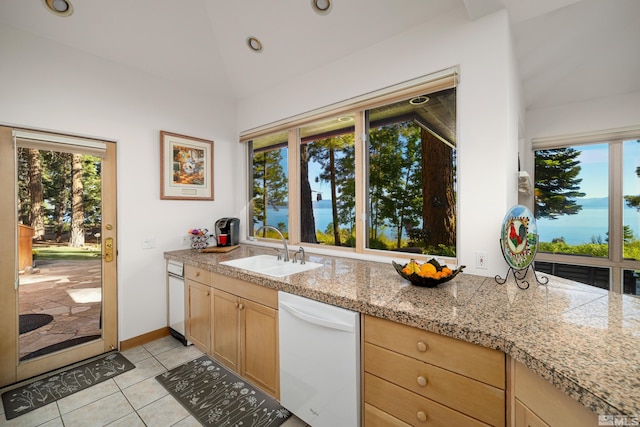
574;140;640;199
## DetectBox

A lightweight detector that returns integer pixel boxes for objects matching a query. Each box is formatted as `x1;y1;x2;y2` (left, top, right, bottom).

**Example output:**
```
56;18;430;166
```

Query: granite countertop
165;245;640;417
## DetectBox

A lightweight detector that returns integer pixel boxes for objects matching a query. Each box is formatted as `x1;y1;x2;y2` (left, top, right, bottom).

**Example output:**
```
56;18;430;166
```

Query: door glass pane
299;115;355;246
535;143;609;257
251;131;289;238
623;139;640;263
622;269;640;296
365;88;457;256
17;147;103;361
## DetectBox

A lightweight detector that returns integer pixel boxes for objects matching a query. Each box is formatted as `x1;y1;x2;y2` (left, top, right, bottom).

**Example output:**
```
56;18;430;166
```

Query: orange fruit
420;263;437;275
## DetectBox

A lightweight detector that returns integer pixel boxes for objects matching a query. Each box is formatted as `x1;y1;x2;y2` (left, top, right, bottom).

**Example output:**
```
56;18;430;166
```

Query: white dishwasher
278;291;360;427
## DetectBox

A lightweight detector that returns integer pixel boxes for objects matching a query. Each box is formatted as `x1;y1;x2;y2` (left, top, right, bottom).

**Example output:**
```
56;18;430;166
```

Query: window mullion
288;129;300;245
354;111;366;253
609;141;623;292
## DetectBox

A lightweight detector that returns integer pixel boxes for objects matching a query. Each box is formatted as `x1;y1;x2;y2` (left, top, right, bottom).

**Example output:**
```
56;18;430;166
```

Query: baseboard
119;327;170;351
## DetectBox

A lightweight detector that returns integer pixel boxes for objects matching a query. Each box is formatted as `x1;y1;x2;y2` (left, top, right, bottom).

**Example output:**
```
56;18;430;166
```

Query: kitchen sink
219;254;323;277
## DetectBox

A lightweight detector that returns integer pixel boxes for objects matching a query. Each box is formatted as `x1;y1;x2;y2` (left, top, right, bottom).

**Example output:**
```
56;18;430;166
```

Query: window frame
532;127;640;294
243;69;458;263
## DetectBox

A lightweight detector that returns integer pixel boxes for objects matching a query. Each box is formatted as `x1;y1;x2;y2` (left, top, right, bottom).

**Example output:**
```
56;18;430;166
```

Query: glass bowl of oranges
392;258;465;287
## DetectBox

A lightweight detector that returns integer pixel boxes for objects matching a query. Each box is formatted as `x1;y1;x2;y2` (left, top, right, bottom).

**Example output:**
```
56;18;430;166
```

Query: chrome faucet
292;246;306;264
255;225;289;262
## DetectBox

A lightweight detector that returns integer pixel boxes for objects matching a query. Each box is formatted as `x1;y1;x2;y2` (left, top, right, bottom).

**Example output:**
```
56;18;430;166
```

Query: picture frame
160;131;214;200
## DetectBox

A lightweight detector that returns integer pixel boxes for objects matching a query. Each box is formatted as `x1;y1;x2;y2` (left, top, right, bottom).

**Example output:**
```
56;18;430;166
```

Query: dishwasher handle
280;301;354;333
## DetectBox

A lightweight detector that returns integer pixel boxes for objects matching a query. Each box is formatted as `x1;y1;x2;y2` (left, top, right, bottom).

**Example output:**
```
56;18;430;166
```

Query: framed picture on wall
160;131;214;200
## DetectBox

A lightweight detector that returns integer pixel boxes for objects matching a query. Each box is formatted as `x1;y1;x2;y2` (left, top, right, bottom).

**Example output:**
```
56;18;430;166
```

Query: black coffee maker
214;217;240;246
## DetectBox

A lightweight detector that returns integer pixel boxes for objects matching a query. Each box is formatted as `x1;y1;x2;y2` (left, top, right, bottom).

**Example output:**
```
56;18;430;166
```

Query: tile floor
0;335;309;427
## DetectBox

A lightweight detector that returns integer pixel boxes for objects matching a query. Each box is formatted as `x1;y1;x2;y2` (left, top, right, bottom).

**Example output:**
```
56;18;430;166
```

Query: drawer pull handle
417;376;427;387
239;303;244;310
417;341;427;352
196;271;201;277
417;411;428;422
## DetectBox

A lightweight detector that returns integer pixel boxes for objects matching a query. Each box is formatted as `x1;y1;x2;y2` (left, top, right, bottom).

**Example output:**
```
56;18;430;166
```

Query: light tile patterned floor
0;335;310;427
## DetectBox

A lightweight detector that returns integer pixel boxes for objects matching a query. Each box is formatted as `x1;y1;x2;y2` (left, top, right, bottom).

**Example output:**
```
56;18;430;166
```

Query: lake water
266;205;640;245
537;207;640;245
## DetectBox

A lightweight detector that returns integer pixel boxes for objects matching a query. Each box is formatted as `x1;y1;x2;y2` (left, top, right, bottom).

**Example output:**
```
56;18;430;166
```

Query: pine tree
534;148;586;219
69;153;85;247
252;149;288;233
306;134;354;245
624;140;640;210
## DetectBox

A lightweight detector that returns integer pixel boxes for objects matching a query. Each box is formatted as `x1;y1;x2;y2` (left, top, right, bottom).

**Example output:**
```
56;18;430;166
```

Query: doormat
2;352;135;420
19;314;54;334
156;355;291;427
20;334;102;361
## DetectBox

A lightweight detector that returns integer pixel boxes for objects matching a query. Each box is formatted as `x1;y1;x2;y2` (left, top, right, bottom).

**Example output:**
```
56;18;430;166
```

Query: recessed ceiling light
409;96;429;105
337;116;353;122
43;0;74;17
247;37;263;53
311;0;332;15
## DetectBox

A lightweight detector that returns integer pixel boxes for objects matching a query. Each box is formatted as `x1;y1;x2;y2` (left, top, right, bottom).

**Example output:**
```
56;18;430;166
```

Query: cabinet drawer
365;373;490;427
211;272;277;309
185;265;211;285
365;402;412;427
365;342;504;426
364;315;504;388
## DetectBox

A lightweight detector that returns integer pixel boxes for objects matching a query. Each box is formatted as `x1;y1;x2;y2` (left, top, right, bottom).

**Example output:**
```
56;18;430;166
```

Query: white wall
236;7;520;276
525;90;640;143
521;90;640;207
0;24;239;341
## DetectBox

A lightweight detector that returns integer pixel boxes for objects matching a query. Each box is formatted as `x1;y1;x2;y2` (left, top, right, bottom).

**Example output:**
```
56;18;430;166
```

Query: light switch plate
142;237;156;249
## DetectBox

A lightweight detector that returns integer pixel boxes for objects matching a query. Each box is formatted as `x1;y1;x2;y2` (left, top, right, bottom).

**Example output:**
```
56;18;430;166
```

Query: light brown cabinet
184;270;279;399
211;288;240;371
185;265;211;353
211;273;279;398
510;359;598;427
363;314;506;426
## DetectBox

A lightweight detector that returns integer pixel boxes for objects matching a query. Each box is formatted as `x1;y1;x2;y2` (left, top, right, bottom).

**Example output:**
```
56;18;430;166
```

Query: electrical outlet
181;235;190;246
476;251;488;269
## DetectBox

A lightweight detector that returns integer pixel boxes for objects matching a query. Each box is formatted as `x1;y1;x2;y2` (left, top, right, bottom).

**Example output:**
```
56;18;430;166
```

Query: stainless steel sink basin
219;254;323;277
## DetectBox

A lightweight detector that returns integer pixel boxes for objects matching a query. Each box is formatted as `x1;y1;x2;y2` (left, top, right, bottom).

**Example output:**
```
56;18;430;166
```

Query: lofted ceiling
0;0;638;112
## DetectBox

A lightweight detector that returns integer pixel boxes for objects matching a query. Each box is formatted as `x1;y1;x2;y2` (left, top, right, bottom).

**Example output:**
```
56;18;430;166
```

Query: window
299;115;355;247
251;131;289;238
533;134;640;295
365;90;456;255
245;70;458;262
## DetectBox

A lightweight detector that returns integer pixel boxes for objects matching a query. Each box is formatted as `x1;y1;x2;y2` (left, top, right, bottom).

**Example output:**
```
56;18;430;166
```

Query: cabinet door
212;289;240;371
515;399;550;427
241;299;278;398
186;279;211;353
512;360;598;427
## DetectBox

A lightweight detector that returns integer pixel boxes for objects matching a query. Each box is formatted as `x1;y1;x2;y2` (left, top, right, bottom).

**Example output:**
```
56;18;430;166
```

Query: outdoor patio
18;259;102;360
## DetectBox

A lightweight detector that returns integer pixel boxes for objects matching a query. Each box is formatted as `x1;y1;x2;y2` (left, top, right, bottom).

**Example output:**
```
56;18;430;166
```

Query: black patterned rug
1;352;135;420
156;355;291;427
